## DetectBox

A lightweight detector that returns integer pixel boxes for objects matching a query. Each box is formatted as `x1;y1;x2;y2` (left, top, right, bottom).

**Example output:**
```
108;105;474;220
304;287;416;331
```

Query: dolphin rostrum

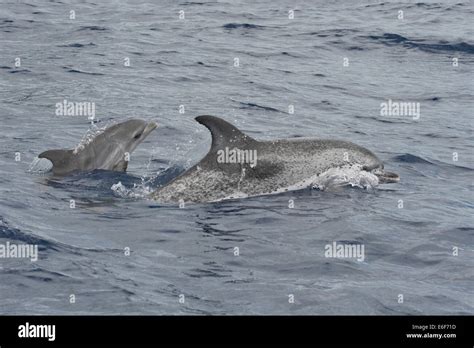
39;119;157;175
151;115;399;203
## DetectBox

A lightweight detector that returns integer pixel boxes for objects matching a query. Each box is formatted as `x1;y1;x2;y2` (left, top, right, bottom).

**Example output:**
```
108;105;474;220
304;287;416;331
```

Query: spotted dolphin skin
39;119;157;175
151;115;399;203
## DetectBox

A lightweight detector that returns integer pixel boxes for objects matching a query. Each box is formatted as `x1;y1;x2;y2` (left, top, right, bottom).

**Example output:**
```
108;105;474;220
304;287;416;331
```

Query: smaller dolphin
39;119;157;175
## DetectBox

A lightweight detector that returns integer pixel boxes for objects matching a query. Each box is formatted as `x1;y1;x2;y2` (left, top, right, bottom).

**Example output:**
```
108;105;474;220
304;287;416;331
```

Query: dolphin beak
144;121;158;134
374;170;400;184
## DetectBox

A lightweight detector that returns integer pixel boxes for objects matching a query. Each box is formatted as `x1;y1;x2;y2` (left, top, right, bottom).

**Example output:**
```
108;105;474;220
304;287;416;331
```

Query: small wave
308;28;360;37
393;154;433;164
422;132;459;139
365;33;474;54
348;46;365;51
281;51;301;58
367;33;409;44
63;67;104;76
0;217;61;252
354;115;412;124
185;268;231;279
0;19;23;30
196;61;217;68
223;23;265;30
365;2;445;9
237;101;284;113
10;69;31;74
0;217;123;259
58;42;96;48
322;84;347;91
9;69;31;74
405;2;446;9
77;26;107;31
181;1;207;5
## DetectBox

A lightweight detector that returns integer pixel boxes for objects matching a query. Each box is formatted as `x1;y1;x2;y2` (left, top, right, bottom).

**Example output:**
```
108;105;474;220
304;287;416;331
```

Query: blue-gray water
0;0;473;314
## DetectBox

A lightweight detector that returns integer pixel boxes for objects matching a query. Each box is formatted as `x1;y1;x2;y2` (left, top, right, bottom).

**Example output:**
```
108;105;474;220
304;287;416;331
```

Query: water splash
27;157;53;174
312;166;379;191
73;124;107;154
111;180;154;199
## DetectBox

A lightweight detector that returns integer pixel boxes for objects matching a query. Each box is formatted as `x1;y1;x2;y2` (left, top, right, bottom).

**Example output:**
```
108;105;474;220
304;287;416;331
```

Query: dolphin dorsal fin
38;149;73;167
195;115;256;151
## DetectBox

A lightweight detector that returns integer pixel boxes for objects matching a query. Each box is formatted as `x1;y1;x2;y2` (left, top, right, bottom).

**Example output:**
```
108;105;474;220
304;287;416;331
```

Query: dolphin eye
134;133;142;139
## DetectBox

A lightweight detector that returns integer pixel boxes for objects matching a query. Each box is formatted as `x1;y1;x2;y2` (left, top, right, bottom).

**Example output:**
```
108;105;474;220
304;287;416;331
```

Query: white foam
27;157;53;174
73;124;107;154
312;165;379;191
111;181;154;199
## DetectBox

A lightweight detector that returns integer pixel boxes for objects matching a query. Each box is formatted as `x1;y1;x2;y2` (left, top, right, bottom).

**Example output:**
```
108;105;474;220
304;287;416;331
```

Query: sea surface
0;0;473;314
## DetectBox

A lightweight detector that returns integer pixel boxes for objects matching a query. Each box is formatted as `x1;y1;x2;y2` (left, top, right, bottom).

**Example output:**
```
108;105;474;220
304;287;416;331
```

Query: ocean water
0;0;473;314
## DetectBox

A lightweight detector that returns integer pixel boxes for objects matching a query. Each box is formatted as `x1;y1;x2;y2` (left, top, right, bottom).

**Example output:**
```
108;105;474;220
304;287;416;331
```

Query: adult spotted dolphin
151;115;399;203
39;119;157;175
